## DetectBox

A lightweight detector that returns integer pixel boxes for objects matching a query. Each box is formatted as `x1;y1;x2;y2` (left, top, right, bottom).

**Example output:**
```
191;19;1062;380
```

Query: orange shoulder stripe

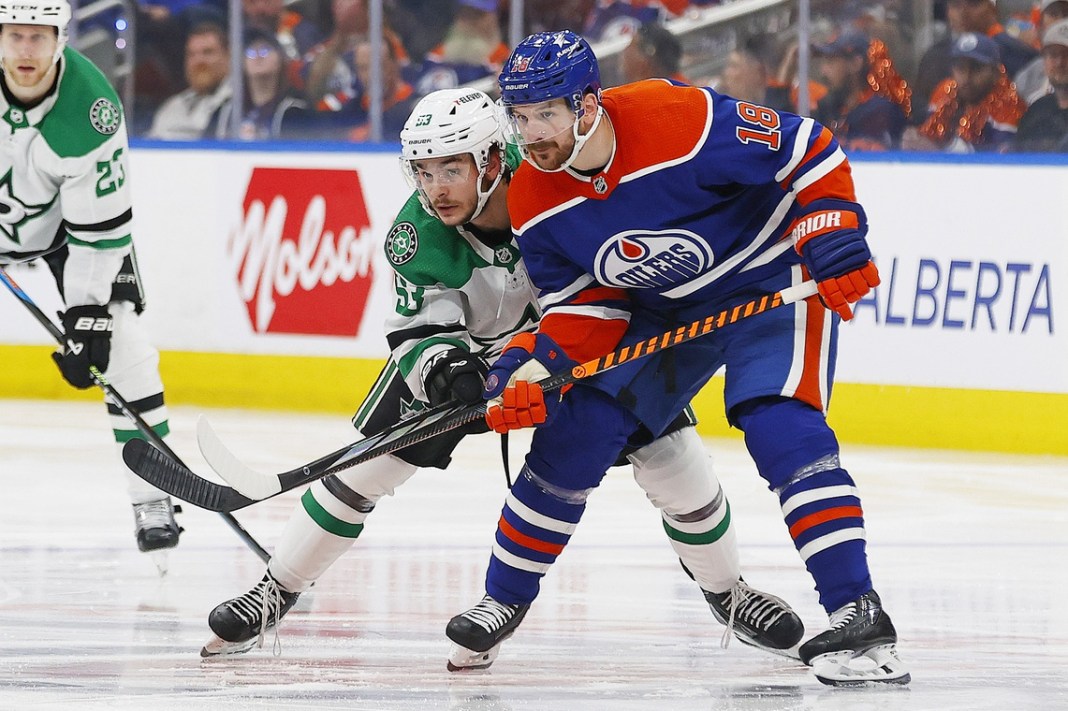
779;126;835;190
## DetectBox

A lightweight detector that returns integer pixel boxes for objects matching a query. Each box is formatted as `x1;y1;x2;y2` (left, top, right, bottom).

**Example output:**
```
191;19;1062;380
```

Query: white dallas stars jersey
1;47;133;307
383;186;541;404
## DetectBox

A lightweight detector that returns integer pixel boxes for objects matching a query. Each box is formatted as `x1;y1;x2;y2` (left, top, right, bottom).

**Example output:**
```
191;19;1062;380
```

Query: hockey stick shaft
177;281;820;510
0;265;270;562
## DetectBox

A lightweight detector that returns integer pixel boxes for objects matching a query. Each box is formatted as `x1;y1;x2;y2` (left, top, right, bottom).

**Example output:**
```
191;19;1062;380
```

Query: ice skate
201;573;301;657
704;578;805;658
132;498;182;574
799;590;910;686
445;594;529;671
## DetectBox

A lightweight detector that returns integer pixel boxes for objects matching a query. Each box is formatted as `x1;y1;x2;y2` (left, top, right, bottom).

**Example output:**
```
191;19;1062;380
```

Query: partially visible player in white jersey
0;0;180;557
202;88;804;662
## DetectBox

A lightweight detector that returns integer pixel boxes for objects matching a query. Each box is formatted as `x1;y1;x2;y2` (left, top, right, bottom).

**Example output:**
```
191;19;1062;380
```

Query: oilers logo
593;230;713;289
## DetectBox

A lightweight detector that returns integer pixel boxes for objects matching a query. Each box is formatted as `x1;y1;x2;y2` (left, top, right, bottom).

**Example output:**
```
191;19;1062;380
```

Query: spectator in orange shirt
812;31;910;151
905;32;1025;152
913;0;1037;117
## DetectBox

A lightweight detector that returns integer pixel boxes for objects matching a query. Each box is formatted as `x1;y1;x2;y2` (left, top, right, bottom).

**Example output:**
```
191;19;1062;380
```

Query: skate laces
229;576;286;656
133;499;174;530
718;581;789;649
464;595;517;633
828;600;860;630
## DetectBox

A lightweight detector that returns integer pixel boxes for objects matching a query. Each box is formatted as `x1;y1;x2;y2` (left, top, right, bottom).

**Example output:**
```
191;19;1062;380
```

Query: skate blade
811;644;911;687
736;634;802;661
200;634;258;658
446;642;500;672
150;551;169;576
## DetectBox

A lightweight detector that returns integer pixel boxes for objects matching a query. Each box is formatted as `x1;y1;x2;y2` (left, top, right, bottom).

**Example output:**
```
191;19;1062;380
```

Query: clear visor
502;100;579;148
402;156;475;191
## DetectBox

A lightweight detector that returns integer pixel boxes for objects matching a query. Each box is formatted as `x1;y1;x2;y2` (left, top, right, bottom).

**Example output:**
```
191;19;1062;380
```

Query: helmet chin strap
469;163;504;222
527;104;605;174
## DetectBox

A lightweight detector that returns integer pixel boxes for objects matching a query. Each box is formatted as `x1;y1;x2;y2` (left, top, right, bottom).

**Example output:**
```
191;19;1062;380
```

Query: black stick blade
122;439;255;512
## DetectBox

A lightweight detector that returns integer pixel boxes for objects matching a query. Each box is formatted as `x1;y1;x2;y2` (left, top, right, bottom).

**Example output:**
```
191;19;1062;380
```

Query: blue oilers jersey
507;79;861;361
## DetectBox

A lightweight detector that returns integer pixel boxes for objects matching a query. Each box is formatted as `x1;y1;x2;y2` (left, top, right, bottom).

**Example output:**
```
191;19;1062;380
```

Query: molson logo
230;168;375;336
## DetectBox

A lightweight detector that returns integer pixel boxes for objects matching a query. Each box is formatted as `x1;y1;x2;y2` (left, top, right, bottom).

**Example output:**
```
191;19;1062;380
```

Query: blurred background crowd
75;0;1068;152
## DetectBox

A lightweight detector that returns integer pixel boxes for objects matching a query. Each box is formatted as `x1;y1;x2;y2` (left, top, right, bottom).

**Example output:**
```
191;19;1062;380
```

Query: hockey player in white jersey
203;88;804;663
0;1;180;556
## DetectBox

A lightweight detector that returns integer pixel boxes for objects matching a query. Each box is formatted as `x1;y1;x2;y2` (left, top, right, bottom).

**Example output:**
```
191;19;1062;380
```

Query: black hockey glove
424;347;488;407
51;305;113;389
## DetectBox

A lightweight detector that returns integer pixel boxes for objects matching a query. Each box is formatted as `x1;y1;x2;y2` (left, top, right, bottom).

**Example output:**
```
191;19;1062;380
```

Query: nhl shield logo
593;176;608;194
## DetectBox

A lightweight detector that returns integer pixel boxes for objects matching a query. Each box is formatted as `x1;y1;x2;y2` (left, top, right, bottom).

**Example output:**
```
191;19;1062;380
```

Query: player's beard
2;57;53;89
528;139;569;171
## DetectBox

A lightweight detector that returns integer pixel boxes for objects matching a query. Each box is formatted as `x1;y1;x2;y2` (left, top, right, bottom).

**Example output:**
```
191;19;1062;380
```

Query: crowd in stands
109;0;1067;151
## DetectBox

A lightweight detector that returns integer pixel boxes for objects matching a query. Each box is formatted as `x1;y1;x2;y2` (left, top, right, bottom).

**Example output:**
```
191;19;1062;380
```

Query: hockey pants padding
269;453;418;593
105;302;171;504
734;396;872;612
486;386;638;605
630;426;739;594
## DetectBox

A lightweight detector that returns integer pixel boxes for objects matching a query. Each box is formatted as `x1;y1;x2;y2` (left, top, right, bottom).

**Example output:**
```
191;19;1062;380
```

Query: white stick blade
196;415;282;500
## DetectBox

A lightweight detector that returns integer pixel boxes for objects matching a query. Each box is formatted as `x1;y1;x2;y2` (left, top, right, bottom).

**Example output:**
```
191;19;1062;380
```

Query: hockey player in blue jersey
445;31;909;686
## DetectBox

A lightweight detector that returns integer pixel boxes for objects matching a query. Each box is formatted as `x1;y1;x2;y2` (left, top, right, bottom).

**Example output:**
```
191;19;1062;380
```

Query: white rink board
0;149;1064;394
844;160;1066;394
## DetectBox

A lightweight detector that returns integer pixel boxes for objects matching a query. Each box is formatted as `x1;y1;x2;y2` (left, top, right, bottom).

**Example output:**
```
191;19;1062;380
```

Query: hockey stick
0;265;270;562
120;281;818;512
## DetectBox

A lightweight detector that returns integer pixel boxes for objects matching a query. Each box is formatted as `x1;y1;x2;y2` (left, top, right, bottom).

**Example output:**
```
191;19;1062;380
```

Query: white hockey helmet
0;0;72;65
400;88;506;222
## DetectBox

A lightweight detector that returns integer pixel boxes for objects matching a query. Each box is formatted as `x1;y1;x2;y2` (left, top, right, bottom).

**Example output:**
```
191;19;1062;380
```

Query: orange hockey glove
483;332;575;434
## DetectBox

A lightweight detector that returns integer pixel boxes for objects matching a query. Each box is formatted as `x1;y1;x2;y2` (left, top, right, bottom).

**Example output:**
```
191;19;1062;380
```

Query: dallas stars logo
387;221;418;265
0;170;51;245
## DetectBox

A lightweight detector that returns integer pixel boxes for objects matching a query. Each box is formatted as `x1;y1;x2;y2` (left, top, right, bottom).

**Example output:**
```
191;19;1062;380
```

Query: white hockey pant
269;453;418;592
105;302;170;504
629;426;740;594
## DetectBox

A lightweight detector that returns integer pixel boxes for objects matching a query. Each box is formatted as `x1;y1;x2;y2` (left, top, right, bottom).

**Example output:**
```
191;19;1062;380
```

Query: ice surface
1;399;1066;710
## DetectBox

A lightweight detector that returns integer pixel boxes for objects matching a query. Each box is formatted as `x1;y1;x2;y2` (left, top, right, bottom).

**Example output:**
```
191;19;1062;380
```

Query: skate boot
799;590;910;686
201;573;301;657
704;578;805;657
132;498;182;553
445;594;530;671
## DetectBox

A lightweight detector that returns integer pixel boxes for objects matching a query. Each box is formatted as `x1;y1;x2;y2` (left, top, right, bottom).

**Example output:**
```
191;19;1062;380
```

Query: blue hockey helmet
499;31;606;172
499;30;602;114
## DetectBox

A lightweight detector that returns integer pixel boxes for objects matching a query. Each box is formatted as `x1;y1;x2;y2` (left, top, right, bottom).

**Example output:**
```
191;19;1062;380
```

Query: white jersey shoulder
0;48;134;306
384;192;541;402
